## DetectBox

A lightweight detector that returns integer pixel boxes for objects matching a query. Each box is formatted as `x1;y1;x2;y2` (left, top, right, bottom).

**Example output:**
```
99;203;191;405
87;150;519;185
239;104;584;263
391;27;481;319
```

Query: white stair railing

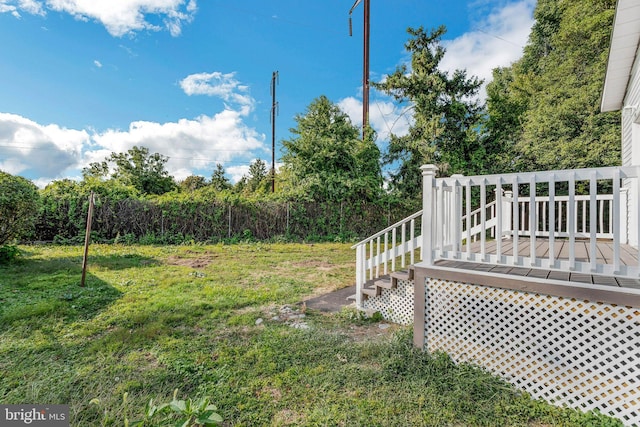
352;210;423;308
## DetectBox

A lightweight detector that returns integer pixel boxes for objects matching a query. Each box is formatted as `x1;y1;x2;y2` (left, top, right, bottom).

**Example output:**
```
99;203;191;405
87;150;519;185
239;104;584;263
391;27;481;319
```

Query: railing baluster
568;174;576;270
384;232;389;275
376;236;381;277
410;218;416;265
435;181;443;255
496;180;503;261
608;199;613;235
549;174;556;267
512;178;519;264
542;201;547;233
590;171;597;272
558;199;564;234
369;240;374;280
480;179;487;262
613;169;620;274
599;197;605;234
577;199;582;235
466;180;472;260
401;222;406;268
530;175;537;266
392;228;397;270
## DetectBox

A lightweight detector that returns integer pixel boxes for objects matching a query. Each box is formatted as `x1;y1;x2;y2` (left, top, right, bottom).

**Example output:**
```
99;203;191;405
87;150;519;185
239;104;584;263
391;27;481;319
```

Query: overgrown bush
0;171;40;244
0;244;20;264
30;182;420;244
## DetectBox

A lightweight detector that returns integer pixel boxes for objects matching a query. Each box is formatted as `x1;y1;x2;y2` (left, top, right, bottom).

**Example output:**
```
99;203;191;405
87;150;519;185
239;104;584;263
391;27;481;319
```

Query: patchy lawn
0;243;622;426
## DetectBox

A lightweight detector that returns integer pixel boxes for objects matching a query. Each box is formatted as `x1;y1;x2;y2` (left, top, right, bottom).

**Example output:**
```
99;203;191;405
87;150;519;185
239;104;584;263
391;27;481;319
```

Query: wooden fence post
81;191;95;288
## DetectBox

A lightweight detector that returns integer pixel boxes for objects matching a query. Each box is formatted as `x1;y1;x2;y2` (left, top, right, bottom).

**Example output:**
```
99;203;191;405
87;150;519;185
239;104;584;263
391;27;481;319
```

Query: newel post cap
420;164;439;176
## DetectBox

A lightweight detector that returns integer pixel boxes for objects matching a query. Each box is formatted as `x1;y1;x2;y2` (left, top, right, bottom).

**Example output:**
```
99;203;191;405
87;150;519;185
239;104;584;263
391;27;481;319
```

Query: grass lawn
0;243;622;426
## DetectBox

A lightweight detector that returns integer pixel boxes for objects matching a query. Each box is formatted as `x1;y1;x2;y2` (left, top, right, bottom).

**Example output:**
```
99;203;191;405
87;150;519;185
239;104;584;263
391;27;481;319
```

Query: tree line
0;0;621;249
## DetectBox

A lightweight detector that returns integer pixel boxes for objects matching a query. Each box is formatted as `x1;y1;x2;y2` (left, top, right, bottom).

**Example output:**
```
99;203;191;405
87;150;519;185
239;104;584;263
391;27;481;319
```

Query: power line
0;143;256;154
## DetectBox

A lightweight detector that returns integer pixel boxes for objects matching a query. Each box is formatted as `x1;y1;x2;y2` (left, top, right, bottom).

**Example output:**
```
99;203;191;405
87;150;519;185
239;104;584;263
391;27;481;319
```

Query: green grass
0;243;622;426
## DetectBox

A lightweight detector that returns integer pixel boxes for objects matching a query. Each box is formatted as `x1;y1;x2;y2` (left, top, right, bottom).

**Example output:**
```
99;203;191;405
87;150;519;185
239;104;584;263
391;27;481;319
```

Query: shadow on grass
0;270;123;329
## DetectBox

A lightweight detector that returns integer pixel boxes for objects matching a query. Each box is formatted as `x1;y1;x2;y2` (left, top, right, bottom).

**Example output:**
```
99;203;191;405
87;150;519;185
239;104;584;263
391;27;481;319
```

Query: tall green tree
485;0;620;172
280;95;382;202
83;146;176;195
210;163;231;192
374;26;484;198
180;175;208;192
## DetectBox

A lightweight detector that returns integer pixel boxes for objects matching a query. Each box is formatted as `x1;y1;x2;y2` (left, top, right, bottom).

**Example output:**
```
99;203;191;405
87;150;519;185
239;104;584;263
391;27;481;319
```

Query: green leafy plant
163;389;223;426
92;390;222;427
0;244;20;264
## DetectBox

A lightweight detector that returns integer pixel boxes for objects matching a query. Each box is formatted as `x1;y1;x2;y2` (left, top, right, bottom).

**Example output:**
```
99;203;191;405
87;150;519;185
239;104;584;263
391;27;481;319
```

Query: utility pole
271;71;279;193
349;0;370;140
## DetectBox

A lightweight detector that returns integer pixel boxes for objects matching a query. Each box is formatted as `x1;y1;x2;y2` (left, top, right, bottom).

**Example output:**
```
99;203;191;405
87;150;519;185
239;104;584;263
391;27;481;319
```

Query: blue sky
0;0;535;186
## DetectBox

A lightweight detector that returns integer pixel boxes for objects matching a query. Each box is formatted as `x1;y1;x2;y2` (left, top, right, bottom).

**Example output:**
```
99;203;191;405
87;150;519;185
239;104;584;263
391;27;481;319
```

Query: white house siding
622;50;640;246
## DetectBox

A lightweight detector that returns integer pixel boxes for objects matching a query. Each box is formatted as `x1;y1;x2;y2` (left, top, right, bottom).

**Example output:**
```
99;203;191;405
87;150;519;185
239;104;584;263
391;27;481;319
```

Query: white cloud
90;110;265;178
0;0;197;37
0;110;266;186
93;59;102;68
439;0;535;98
0;3;20;17
0;69;265;186
180;72;255;109
0;113;88;177
226;165;250;184
338;96;412;142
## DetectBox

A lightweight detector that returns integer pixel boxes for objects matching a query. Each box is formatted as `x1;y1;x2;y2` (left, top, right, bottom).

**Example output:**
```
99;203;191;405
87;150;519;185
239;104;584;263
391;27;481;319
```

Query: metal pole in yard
349;0;370;140
271;71;279;193
81;191;95;287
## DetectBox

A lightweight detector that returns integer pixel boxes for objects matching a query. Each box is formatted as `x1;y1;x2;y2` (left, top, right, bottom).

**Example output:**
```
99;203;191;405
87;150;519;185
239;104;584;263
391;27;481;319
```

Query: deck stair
361;268;414;300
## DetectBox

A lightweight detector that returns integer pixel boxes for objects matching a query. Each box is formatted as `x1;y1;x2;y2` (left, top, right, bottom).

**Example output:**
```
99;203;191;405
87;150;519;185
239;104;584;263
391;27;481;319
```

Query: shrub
0;244;20;264
0;171;40;244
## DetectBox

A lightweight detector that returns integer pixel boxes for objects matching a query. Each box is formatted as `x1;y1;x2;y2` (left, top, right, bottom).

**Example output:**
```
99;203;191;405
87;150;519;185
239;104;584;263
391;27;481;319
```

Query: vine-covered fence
34;197;418;243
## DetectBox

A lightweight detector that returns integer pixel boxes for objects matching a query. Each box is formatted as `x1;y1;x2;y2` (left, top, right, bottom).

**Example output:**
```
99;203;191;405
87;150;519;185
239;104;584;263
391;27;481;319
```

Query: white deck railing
422;164;640;278
353;164;640;309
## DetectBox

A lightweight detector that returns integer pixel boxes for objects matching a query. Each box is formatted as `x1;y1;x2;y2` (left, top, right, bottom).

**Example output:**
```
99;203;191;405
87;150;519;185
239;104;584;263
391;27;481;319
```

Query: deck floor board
444;238;640;290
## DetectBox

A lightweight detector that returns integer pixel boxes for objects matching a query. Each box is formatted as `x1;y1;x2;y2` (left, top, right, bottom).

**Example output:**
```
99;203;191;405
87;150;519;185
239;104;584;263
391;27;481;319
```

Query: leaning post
80;191;95;288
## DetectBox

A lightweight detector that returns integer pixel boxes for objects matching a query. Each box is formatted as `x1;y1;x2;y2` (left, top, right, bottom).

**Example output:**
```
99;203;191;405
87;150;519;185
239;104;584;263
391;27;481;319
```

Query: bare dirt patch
342;322;402;342
289;260;336;271
165;255;212;269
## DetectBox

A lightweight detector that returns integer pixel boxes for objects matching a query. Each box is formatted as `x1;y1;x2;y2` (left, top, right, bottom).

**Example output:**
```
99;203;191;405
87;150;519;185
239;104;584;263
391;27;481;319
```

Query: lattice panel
363;279;414;325
425;278;640;426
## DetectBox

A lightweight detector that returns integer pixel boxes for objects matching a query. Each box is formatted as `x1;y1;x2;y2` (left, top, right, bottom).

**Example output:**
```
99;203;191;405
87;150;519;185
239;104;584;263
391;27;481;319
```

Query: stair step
390;268;414;287
374;278;394;289
362;287;379;298
390;270;411;281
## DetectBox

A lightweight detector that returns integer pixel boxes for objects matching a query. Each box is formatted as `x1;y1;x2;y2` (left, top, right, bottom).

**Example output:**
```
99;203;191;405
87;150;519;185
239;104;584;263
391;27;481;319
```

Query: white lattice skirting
424;278;640;426
363;279;414;325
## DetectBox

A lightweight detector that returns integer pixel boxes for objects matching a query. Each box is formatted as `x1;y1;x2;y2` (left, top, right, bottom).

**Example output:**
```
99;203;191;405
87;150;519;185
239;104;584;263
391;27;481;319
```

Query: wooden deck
470;238;640;268
432;238;640;290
